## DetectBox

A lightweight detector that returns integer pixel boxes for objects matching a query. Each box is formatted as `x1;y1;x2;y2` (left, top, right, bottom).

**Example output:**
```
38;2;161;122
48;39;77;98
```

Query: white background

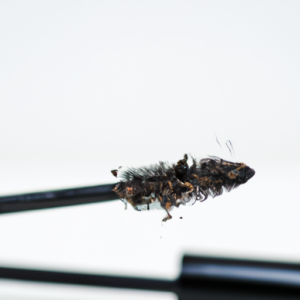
0;0;299;297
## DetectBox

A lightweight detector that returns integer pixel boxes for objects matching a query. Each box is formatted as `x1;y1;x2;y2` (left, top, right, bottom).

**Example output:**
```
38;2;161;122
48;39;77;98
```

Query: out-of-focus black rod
0;184;118;214
0;261;300;299
0;266;174;293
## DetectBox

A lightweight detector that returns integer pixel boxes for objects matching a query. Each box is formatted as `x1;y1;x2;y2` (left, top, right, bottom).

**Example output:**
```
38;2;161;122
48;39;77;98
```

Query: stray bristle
111;170;118;178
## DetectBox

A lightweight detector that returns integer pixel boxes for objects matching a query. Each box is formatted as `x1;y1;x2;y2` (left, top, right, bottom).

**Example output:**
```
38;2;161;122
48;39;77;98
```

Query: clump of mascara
112;154;255;222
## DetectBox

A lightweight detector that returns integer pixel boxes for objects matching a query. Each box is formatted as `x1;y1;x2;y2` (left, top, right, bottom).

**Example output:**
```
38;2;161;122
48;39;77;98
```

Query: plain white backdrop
0;1;300;297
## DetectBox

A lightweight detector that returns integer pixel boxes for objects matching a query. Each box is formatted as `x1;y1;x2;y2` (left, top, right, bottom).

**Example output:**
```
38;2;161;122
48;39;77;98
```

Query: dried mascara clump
112;154;255;222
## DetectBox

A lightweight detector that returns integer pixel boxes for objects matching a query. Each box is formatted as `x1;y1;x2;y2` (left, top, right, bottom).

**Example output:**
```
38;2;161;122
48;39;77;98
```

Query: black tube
178;255;300;299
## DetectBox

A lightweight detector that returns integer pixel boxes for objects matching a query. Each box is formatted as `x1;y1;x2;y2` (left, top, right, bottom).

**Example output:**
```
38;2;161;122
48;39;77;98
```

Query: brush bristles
112;154;255;221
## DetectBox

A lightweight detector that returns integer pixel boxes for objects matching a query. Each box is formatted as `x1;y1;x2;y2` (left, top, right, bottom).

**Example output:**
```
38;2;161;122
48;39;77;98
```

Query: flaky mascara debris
111;154;255;222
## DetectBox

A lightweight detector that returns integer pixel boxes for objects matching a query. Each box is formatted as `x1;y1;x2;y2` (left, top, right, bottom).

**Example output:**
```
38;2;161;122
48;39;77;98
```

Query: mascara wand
0;183;118;214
